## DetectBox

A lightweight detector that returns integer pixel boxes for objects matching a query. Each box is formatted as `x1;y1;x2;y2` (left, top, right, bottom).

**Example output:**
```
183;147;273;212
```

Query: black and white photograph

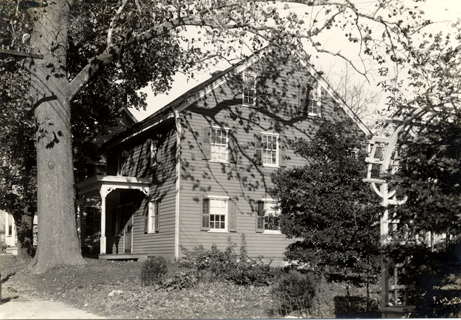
0;0;460;318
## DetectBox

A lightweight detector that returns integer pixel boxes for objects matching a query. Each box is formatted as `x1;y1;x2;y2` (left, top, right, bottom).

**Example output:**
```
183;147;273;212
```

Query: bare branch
107;0;128;48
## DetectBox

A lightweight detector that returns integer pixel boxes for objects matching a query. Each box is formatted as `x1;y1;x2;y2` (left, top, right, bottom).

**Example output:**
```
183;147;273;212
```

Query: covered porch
76;175;152;258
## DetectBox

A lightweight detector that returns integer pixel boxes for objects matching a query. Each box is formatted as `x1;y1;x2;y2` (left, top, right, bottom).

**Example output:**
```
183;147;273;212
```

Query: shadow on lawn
334;296;381;318
1;296;19;304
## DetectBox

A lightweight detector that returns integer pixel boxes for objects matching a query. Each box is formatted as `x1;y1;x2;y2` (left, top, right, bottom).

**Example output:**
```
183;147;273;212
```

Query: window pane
264;201;280;231
209;198;227;230
261;134;278;165
210;128;228;161
243;74;256;105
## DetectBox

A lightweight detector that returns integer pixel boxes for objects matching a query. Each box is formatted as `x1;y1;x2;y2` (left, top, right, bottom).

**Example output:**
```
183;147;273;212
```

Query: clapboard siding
177;55;364;260
98;49;366;261
132;126;177;257
105;125;177;258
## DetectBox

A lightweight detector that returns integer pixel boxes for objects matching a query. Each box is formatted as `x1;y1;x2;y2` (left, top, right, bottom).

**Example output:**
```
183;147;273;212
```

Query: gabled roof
105;48;370;149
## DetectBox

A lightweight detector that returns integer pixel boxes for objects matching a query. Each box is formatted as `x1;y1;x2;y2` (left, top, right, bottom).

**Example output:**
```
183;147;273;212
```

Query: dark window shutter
202;127;211;160
279;136;287;167
156;144;162;164
201;198;210;231
256;200;264;233
228;135;237;163
144;204;148;234
228;200;237;232
299;85;307;115
154;200;159;232
254;134;262;165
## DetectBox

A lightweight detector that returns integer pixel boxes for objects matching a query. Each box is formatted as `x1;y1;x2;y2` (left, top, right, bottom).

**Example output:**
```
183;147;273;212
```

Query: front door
122;203;133;253
124;215;133;253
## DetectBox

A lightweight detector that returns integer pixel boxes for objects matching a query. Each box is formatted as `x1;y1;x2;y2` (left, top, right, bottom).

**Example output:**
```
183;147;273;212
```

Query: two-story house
76;47;370;262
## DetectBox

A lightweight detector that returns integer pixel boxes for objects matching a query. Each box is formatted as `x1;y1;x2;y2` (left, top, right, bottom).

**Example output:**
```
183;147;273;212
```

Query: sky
129;0;461;122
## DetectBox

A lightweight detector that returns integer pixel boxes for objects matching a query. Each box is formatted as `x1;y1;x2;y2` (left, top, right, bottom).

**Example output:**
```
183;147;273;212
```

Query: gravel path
0;295;106;319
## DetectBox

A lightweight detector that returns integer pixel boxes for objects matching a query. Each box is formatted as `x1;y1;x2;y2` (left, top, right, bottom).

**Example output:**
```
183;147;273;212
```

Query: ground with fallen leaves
0;255;380;319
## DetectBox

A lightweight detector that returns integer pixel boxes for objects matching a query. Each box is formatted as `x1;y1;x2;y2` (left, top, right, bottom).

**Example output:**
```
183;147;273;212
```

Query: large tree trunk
29;0;86;273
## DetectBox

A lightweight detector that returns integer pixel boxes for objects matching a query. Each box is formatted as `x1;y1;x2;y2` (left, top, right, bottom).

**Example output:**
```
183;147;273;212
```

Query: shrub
179;237;283;286
159;270;198;291
271;270;317;316
140;256;169;286
226;258;283;286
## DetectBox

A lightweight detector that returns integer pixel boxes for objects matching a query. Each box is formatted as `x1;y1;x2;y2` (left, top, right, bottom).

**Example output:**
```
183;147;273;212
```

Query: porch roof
75;175;151;197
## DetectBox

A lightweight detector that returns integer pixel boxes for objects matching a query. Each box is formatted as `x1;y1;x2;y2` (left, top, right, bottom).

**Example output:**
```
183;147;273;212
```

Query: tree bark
29;0;86;273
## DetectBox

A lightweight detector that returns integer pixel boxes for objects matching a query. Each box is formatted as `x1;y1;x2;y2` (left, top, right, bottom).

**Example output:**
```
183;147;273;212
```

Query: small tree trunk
29;0;86;273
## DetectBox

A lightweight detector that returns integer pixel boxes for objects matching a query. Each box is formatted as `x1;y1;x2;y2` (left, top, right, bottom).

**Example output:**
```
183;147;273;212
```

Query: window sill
308;113;321;117
146;231;159;234
263;230;282;235
241;103;258;109
263;164;279;168
209;160;230;164
207;230;229;233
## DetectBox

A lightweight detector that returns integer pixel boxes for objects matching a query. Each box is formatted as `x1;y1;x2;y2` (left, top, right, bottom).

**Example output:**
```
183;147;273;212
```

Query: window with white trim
261;133;279;166
202;197;229;231
306;81;321;116
147;200;159;233
256;199;281;234
210;127;229;162
243;72;256;105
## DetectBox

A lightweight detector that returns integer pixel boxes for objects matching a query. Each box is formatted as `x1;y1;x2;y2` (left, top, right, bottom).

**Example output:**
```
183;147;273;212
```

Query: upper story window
255;133;286;167
243;72;256;105
211;127;229;162
307;81;321;115
117;150;130;176
148;138;163;167
203;127;235;163
261;133;279;166
300;81;321;116
256;199;281;234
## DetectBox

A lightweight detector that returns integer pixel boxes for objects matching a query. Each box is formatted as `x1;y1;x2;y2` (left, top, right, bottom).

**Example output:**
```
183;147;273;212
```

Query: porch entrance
75;175;151;256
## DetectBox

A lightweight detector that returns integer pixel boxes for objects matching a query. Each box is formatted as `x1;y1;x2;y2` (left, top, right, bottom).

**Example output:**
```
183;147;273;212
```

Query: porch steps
5;246;18;255
99;253;148;262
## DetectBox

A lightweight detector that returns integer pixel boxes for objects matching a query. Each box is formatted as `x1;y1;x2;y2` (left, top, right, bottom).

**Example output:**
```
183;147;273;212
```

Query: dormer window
243;72;256;105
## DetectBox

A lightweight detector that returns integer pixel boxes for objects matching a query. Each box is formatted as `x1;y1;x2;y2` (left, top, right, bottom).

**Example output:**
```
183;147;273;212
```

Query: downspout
172;108;181;258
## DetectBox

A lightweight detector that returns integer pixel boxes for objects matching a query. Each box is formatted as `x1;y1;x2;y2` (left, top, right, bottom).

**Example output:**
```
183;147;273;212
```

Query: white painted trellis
363;106;428;317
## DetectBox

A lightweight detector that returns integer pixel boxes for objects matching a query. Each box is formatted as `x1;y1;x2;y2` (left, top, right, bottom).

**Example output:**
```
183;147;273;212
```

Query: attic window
243;72;256;105
299;81;321;116
307;81;321;116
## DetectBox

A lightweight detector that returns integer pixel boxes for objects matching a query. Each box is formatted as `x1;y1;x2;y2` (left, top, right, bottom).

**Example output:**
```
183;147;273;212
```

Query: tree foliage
271;121;381;281
0;0;36;261
383;26;461;315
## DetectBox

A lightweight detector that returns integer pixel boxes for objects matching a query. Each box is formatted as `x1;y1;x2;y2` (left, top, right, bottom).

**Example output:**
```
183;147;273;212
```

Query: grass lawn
0;255;381;319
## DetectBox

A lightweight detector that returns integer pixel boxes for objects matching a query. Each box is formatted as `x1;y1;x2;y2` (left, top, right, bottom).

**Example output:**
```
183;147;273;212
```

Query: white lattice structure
363;106;427;317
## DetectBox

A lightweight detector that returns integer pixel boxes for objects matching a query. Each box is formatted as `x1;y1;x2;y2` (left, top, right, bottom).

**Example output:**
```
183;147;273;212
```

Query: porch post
100;195;106;255
99;186;114;255
3;211;7;239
